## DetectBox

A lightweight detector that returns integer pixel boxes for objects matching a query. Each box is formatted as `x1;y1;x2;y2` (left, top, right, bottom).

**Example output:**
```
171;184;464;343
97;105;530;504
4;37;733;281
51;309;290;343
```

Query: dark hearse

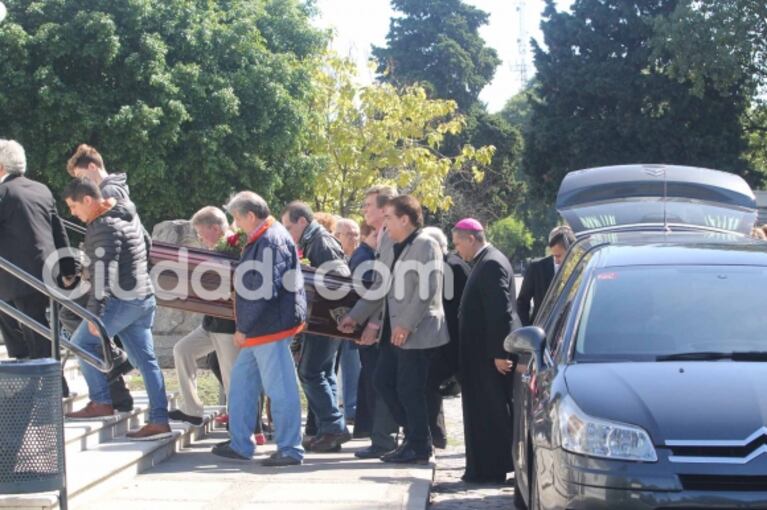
508;164;767;509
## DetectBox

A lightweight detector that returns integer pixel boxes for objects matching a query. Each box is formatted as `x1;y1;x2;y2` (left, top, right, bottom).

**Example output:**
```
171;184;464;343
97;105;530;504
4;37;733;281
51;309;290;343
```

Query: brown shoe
126;423;173;441
66;401;114;420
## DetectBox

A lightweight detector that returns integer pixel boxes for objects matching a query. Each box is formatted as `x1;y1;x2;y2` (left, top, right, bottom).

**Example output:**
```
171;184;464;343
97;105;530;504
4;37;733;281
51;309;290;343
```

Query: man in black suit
0;139;76;359
452;218;516;484
516;226;576;326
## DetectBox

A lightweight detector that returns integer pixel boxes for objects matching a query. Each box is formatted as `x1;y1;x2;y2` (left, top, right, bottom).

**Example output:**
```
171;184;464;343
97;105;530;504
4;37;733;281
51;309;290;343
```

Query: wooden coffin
148;241;362;340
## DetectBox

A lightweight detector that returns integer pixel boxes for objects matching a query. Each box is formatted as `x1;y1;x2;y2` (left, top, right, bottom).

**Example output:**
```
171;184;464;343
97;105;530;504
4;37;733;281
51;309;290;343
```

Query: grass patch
127;368;223;406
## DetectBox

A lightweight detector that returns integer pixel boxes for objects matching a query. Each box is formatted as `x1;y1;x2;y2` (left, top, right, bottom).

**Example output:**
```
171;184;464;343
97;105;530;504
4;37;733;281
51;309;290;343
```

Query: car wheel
529;455;542;510
513;475;527;509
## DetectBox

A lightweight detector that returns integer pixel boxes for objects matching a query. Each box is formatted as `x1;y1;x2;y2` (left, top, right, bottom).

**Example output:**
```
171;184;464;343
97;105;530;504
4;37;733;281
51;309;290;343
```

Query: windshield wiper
656;351;767;362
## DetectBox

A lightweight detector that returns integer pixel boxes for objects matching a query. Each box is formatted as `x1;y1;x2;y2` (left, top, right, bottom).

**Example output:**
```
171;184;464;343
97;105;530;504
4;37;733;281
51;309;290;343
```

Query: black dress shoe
262;451;301;466
310;429;352;453
354;445;391;459
211;442;250;461
380;446;431;464
168;409;203;426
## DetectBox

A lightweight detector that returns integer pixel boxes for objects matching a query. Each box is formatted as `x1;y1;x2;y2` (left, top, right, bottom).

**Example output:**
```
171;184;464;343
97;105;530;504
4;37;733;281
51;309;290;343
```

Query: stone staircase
0;344;223;509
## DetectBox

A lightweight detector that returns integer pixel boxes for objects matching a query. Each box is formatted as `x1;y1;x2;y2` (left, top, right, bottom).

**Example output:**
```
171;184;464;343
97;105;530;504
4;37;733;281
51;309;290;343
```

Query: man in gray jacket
340;195;448;464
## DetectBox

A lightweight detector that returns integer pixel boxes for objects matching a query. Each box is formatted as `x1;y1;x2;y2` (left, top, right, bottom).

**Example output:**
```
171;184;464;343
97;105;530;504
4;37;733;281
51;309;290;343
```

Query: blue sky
313;0;572;112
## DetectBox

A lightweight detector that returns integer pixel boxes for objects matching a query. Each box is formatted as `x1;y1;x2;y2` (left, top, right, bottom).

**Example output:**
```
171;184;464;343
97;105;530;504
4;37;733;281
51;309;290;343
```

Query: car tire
529;454;542;510
513;475;527;509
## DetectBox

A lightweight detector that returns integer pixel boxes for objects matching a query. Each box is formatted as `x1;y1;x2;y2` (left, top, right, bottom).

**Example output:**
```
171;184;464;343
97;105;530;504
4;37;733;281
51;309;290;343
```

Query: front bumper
538;448;767;509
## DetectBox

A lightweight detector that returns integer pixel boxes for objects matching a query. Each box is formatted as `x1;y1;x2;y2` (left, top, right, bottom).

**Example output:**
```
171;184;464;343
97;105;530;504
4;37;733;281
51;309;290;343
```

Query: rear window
562;199;754;234
574;266;767;360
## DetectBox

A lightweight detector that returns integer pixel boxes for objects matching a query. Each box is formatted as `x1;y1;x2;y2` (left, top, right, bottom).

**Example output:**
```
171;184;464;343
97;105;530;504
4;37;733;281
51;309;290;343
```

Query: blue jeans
339;341;361;420
298;334;345;435
72;296;168;424
229;337;303;460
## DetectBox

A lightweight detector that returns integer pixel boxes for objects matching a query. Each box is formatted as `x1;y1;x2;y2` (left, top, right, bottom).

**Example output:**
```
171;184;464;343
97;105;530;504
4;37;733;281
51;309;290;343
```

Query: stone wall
151;219;205;368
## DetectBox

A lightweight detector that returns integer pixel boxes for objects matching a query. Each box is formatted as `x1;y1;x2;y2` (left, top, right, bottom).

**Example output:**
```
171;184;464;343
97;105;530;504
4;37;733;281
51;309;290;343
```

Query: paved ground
430;395;520;509
77;428;432;510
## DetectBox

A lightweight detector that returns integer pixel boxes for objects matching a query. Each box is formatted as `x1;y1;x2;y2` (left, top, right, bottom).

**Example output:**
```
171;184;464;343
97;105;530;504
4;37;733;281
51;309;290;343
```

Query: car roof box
556;164;757;236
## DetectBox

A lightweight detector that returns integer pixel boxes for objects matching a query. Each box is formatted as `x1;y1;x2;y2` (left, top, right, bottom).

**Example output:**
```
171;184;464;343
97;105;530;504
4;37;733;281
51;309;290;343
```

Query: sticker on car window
597;272;618;280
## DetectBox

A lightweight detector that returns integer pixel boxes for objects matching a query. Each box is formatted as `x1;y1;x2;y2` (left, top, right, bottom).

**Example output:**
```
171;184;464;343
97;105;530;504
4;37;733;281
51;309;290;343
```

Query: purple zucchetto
454;218;484;231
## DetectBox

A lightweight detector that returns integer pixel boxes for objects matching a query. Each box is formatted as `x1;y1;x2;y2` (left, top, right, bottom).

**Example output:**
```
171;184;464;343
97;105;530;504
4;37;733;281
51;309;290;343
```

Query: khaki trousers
173;326;239;416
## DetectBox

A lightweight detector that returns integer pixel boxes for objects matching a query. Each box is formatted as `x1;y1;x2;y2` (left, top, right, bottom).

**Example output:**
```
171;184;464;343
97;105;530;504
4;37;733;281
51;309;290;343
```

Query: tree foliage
372;0;501;111
0;0;327;226
524;0;751;203
371;0;525;229
307;55;495;217
441;106;525;227
651;0;766;98
487;215;534;263
745;104;767;184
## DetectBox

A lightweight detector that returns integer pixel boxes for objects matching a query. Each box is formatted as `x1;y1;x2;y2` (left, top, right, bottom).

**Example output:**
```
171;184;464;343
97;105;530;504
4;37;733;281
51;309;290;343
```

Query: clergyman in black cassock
453;219;516;484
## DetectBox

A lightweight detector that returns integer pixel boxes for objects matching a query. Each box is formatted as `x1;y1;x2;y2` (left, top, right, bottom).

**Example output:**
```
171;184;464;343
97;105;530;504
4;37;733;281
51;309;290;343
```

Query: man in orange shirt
211;191;306;466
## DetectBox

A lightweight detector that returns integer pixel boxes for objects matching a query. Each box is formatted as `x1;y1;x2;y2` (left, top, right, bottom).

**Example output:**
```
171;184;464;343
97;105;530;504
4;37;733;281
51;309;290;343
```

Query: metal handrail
0;255;114;373
62;219;86;236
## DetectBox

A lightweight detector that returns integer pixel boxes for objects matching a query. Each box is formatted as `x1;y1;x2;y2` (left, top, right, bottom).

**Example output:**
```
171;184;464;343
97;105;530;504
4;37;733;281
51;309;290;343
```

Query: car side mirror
504;326;546;371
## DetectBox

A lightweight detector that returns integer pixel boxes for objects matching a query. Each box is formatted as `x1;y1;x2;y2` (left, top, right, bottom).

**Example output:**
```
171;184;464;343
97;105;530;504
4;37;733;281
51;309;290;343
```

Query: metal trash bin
0;358;64;494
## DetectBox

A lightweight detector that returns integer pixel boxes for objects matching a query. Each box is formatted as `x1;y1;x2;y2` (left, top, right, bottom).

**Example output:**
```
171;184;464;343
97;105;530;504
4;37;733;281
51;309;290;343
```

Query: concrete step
63;393;178;457
61;392;88;415
0;394;225;510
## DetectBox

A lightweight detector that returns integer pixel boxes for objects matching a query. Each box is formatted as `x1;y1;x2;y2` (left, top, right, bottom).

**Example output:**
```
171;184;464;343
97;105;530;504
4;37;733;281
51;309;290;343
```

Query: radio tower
511;0;529;91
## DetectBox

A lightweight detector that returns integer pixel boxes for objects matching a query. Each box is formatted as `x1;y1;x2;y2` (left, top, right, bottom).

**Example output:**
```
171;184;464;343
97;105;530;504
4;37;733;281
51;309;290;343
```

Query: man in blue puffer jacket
211;191;307;466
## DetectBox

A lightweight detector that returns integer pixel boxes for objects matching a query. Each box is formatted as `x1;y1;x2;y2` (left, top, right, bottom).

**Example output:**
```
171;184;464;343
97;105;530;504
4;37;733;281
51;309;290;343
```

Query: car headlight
558;395;657;462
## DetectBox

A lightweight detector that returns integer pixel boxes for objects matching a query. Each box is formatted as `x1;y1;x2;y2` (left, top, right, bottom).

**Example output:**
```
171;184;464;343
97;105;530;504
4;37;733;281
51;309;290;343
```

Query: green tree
372;0;501;111
525;0;751;203
441;106;526;227
651;0;766;98
0;0;327;226
745;104;767;185
307;55;495;217
372;0;525;228
487;215;534;263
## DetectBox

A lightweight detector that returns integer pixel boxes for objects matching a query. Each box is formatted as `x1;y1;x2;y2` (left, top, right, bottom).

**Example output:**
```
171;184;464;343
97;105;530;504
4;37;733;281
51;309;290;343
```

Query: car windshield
574;265;767;361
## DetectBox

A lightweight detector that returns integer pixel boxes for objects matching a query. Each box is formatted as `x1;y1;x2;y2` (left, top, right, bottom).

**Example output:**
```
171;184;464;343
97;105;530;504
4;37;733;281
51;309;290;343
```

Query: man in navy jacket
212;191;306;466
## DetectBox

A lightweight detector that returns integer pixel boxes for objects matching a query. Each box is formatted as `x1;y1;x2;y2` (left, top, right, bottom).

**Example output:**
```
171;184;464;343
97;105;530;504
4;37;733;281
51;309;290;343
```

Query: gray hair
225;191;270;220
0;140;26;176
422;226;448;255
335;218;360;234
191;206;229;229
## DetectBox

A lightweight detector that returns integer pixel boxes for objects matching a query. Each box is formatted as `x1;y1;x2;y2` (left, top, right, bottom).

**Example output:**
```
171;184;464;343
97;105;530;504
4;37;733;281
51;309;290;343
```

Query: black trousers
426;346;454;446
0;292;51;359
374;340;433;454
352;345;375;437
